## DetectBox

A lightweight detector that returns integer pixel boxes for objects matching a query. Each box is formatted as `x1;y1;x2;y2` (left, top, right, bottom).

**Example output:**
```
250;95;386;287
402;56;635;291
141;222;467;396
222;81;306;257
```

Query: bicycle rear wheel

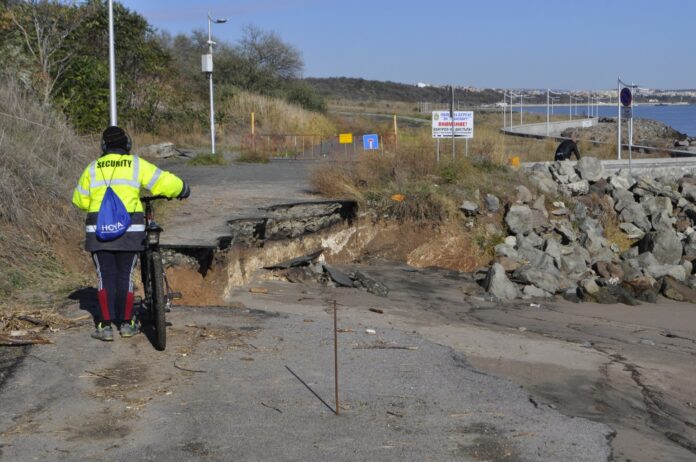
147;250;167;351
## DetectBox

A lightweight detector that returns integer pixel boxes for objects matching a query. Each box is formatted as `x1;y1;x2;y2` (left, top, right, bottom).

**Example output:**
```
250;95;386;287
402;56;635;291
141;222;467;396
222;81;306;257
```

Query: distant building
416;82;431;88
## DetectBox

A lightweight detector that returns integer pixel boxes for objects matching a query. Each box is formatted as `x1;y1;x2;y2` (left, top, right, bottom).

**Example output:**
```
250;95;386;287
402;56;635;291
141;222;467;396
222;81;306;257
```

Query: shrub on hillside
0;80;91;298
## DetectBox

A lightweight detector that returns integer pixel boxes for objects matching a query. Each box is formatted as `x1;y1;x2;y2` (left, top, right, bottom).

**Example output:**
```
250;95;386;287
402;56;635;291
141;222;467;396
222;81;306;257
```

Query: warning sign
432;111;474;139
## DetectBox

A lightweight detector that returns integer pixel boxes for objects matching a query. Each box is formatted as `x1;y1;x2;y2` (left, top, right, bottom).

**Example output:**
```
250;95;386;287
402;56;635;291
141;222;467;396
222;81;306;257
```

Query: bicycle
139;196;180;351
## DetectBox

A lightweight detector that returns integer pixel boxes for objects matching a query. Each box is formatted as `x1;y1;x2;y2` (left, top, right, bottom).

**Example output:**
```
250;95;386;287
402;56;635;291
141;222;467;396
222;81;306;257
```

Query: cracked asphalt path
0;303;612;461
234;263;696;462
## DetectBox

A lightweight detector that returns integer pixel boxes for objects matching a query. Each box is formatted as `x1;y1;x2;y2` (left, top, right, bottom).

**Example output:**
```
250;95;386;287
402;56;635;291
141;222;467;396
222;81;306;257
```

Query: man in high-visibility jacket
72;126;190;341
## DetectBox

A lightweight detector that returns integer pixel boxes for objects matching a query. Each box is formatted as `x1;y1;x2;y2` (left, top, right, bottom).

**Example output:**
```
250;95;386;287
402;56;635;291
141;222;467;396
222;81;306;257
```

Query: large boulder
505;205;533;235
680;182;696;202
484;194;500;213
544;238;563;268
494;243;519;259
554;221;578;243
609;174;633;191
576;157;605;182
550;161;580;184
642;262;687;282
517;246;557;273
684;233;696;257
623;276;659;303
619;203;651;232
619;222;645;240
651;210;676;232
522;285;552;298
582;229;609;256
595;261;625;281
517;232;544;249
139;142;180;159
460;201;479;216
662;276;696;303
638;230;683;265
529;172;559;196
612;188;637;213
513;265;570;294
515;185;534;204
485;263;519;301
531;195;548;218
565;180;590;196
641;196;673;218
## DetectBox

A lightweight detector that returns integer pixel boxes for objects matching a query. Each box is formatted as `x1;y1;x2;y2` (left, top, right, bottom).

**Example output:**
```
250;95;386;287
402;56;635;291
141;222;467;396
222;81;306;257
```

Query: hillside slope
304;77;502;104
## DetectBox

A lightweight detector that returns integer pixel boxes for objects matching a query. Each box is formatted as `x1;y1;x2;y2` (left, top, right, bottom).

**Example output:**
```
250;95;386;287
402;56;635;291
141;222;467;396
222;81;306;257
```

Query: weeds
187;153;227;166
222;90;336;137
237;150;270;163
0;79;91;303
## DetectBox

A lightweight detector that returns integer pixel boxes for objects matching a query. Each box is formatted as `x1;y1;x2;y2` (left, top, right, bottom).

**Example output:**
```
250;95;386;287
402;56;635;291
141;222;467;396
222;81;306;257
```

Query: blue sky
119;0;694;90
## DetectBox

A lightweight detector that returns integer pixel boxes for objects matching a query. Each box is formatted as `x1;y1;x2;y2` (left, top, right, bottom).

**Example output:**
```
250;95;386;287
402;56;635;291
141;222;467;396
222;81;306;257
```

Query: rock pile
483;157;696;304
561;118;689;149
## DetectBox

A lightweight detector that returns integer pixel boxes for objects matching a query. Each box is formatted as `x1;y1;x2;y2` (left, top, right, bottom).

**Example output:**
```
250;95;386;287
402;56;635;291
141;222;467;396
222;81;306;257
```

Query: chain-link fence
241;133;395;159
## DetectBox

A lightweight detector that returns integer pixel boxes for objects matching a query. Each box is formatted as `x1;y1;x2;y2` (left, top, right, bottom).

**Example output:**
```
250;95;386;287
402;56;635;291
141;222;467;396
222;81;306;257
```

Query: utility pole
203;14;228;155
617;77;621;160
107;0;117;126
450;85;455;159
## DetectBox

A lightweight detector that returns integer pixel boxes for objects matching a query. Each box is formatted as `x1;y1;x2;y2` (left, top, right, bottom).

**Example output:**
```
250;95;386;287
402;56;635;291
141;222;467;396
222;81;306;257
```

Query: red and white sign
432;111;474;138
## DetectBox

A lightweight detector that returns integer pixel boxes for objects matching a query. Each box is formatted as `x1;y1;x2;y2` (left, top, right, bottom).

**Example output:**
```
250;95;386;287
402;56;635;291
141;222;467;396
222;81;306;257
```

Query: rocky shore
477;157;696;304
562;118;696;150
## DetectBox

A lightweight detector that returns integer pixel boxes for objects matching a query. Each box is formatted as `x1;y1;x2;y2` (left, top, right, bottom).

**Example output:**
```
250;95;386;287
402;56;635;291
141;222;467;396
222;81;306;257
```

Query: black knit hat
101;126;130;151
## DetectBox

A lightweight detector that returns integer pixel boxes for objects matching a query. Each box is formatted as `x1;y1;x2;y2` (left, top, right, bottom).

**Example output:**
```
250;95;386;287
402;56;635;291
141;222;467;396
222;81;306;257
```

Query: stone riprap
481;157;696;304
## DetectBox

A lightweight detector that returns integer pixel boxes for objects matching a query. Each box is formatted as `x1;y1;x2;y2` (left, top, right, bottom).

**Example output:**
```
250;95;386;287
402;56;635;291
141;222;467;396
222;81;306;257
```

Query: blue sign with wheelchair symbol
363;134;379;150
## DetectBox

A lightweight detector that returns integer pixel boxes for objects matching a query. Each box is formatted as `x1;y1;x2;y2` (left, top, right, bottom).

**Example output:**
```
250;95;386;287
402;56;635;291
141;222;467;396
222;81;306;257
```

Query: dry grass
131;91;336;156
237;149;270;163
0;79;91;301
132;127;211;152
594;196;635;252
310;119;533;225
222;90;336;137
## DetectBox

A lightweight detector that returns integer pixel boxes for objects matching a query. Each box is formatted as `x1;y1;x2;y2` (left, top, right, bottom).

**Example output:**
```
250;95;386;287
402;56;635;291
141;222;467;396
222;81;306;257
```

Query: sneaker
91;323;114;342
119;320;139;338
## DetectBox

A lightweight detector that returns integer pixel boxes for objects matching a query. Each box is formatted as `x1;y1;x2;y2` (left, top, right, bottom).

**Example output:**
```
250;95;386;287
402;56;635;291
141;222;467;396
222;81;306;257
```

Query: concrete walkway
523;156;696;176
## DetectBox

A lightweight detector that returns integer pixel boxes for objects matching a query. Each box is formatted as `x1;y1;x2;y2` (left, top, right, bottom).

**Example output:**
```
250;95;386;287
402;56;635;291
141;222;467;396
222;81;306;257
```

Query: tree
54;0;175;131
5;1;94;105
238;24;303;81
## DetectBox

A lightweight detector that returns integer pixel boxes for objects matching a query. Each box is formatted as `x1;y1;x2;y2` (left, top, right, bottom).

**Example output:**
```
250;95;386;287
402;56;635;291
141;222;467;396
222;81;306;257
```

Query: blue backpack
95;159;131;241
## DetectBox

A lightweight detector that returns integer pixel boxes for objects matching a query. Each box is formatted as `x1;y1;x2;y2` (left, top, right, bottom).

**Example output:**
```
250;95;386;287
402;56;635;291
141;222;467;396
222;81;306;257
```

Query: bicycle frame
141;196;176;310
139;196;181;350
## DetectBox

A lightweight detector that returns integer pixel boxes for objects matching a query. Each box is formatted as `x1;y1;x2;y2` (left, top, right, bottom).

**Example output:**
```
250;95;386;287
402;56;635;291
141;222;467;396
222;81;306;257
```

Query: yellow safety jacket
72;151;185;251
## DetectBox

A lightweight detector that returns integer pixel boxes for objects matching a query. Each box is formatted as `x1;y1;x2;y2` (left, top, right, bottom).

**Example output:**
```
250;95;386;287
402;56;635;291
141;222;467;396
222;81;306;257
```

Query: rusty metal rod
333;300;339;415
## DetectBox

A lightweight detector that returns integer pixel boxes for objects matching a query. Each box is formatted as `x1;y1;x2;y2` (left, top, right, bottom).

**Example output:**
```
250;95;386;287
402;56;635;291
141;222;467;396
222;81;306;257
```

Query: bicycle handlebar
140;195;171;203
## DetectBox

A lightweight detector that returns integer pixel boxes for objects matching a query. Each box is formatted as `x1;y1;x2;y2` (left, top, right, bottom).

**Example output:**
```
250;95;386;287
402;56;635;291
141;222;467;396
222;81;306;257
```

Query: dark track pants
92;251;138;325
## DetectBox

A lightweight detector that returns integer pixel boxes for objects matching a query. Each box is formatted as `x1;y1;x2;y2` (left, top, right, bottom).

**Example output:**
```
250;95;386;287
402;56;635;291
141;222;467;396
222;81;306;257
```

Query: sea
511;104;696;136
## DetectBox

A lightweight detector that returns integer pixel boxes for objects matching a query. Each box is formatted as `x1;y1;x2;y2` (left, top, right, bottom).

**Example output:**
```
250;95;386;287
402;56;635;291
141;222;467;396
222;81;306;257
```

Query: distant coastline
511;104;696;136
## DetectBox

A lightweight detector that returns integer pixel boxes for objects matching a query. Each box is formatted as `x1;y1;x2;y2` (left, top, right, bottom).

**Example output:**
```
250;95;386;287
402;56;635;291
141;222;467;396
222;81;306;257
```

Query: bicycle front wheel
148;250;167;351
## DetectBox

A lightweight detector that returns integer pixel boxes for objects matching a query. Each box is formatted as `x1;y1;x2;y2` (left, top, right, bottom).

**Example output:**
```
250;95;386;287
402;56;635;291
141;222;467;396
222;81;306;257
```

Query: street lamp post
550;96;560;115
546;89;563;136
203;14;228;155
108;0;117;126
